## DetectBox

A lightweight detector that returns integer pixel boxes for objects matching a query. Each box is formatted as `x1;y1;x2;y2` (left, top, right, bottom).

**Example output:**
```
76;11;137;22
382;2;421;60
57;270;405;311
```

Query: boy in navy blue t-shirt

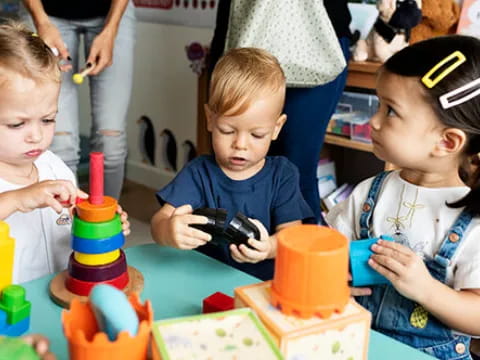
151;48;314;280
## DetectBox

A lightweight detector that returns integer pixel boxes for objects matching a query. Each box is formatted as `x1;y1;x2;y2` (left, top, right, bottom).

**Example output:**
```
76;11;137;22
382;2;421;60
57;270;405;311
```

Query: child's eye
219;128;234;135
252;133;266;139
7;122;24;129
386;106;397;117
42;118;56;124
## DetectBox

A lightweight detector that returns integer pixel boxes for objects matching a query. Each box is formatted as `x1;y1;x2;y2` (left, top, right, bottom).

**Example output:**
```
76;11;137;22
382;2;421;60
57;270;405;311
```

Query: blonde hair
0;21;60;85
208;48;286;116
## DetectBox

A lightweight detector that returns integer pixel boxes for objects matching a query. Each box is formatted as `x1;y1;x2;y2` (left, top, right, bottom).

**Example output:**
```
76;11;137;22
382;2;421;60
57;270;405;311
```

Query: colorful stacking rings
72;214;122;239
71;232;125;254
68;250;127;282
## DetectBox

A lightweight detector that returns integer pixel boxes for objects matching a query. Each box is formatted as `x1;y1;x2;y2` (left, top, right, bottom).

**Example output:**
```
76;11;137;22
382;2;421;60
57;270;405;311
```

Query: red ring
65;270;129;296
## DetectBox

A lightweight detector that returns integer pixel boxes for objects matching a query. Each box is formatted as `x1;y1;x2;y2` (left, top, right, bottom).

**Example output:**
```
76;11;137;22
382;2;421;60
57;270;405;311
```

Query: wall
79;21;213;190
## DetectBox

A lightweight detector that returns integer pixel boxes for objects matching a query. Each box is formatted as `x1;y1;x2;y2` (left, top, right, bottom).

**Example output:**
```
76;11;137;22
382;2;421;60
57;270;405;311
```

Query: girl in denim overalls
326;36;480;360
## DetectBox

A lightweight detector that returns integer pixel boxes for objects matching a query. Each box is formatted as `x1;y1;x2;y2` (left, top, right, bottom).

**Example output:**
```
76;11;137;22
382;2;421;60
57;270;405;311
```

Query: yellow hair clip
421;51;466;89
31;32;38;37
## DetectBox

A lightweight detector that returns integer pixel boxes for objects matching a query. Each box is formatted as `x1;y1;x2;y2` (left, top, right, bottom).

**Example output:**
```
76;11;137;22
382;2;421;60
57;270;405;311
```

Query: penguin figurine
181;140;197;168
159;129;177;172
136;115;155;166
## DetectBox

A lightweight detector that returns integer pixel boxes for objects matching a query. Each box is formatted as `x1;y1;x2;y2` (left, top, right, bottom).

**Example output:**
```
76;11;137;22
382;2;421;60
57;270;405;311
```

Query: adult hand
35;21;71;72
369;239;433;302
85;29;116;75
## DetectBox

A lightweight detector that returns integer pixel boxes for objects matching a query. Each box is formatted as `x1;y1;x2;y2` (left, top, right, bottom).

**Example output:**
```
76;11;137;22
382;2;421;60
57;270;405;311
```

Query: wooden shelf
324;134;373;153
346;61;381;90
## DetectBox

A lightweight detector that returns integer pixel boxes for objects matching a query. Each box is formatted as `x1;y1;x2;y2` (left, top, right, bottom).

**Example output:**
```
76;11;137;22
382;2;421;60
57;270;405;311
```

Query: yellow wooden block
0;222;14;292
74;249;120;266
235;281;371;360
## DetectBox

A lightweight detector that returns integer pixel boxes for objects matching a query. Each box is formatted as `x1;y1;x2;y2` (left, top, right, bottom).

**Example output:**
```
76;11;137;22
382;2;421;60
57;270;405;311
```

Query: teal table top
23;244;433;359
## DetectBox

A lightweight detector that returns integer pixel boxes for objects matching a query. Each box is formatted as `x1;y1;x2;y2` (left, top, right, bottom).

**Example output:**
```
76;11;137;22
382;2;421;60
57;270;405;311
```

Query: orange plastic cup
62;292;153;360
76;196;118;223
271;224;350;319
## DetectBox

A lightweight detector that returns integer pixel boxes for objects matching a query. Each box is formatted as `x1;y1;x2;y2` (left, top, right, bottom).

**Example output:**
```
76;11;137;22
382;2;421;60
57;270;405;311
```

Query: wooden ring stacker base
49;266;144;308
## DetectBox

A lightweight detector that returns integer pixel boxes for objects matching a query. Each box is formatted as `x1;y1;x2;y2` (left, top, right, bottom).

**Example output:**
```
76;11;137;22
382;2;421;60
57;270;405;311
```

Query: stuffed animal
410;0;460;44
353;0;422;63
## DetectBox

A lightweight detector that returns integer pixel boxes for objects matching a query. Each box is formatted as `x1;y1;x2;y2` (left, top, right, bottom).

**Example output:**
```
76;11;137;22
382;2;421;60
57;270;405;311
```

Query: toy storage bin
330;91;378;143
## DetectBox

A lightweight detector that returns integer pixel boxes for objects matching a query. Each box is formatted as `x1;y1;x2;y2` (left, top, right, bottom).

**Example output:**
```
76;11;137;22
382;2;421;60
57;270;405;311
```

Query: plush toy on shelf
352;0;422;63
410;0;460;44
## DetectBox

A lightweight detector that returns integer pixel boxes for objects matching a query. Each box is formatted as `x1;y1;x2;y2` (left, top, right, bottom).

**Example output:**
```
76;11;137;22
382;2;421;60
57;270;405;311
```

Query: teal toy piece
0;336;40;360
89;284;139;341
72;214;122;239
350;235;394;287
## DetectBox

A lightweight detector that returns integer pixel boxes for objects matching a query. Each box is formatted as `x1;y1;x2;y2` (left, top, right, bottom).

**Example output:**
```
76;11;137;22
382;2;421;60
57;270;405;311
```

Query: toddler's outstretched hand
230;219;272;263
16;180;88;214
22;334;56;360
369;239;433;302
116;205;131;236
166;204;212;249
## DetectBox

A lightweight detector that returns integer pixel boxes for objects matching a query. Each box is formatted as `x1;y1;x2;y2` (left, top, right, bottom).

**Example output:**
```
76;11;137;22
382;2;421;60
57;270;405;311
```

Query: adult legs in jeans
269;37;350;223
38;3;135;199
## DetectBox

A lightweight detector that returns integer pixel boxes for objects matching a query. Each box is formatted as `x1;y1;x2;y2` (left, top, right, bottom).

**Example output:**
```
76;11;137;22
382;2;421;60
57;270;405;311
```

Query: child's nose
233;133;248;150
27;124;43;143
369;113;381;130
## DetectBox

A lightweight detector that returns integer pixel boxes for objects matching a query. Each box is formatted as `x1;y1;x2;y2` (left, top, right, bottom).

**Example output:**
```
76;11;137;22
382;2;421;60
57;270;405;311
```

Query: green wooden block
0;336;40;360
0;285;31;324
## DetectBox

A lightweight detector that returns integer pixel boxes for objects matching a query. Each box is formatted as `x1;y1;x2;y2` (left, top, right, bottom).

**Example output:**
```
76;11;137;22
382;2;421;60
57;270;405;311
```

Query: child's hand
230;219;272;263
117;205;130;236
17;180;88;214
22;334;56;360
166;205;212;249
369;239;433;302
348;272;372;296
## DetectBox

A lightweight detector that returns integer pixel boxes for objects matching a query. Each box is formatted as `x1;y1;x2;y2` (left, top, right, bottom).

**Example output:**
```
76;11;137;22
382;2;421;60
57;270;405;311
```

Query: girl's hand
348;272;372;296
230;219;271;263
35;21;72;72
369;239;433;302
167;205;211;249
17;180;88;214
116;205;130;236
22;334;56;360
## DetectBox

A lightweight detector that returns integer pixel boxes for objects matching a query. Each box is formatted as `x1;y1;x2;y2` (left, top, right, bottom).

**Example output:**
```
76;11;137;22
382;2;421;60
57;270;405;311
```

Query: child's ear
272;114;287;140
435;128;466;156
204;104;214;132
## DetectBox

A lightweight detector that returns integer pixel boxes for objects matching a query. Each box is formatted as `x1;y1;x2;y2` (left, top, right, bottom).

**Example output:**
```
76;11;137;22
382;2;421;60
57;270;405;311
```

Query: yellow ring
74;249;120;266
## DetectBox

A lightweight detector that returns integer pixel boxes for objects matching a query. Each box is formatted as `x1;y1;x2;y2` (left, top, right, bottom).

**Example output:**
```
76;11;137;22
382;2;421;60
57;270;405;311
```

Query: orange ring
76;196;118;222
65;270;129;296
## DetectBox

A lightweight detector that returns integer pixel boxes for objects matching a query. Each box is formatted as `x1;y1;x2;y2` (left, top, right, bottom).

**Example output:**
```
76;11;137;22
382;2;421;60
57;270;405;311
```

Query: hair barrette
421;51;466;89
439;77;480;110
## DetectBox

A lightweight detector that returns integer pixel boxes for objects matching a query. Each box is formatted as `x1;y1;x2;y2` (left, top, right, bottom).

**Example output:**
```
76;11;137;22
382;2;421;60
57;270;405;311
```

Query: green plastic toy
0;336;40;360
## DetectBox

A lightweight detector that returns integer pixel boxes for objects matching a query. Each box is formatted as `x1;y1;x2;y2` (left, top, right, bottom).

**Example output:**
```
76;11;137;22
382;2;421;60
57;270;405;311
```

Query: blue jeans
22;1;136;198
269;36;350;224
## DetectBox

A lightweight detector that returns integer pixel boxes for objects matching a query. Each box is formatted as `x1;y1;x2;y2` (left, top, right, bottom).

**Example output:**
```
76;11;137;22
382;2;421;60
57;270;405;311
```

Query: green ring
72;214;122;239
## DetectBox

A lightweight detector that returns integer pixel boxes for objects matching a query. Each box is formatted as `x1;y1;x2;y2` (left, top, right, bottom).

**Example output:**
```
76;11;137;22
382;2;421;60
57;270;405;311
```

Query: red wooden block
202;292;234;314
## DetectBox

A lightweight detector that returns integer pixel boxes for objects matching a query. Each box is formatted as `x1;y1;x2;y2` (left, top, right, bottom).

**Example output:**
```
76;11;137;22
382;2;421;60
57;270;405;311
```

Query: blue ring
71;231;125;254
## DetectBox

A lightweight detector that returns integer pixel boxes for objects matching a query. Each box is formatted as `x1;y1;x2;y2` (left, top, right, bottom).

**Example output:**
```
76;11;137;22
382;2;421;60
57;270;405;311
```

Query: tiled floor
119;180;158;247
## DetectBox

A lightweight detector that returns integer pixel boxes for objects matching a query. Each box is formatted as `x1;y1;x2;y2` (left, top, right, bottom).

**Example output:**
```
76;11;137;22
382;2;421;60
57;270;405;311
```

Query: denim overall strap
427;209;474;283
359;171;393;239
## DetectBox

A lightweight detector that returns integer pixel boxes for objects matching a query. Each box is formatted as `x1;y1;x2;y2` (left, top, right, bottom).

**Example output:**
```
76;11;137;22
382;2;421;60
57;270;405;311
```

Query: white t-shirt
326;171;480;291
0;151;76;284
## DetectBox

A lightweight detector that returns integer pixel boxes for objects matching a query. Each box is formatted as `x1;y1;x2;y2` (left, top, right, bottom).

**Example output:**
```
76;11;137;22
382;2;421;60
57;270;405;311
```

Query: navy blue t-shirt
156;155;314;280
